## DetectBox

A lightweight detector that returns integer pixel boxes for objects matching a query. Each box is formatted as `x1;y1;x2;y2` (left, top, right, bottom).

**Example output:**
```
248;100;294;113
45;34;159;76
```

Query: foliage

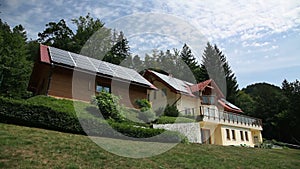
281;79;300;144
156;116;195;124
135;99;151;110
92;91;124;122
37;19;74;50
0;96;184;142
71;13;105;54
38;14;121;61
241;82;290;142
103;31;130;65
180;43;203;83
135;99;156;123
163;104;180;117
0;19;32;98
235;90;256;114
201;42;239;104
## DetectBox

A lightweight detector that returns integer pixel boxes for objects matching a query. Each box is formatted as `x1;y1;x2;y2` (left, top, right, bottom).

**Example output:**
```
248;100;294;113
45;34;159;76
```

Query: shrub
164;104;180;117
156;116;195;124
135;99;156;123
92;91;124;122
135;99;151;110
0;96;186;143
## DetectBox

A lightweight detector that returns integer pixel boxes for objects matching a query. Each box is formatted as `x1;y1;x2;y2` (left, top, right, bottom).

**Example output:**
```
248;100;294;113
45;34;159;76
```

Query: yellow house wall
220;125;261;147
200;122;219;144
251;130;263;145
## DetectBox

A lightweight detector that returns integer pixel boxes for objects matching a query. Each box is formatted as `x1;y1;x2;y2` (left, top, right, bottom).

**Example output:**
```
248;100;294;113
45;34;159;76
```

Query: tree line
0;14;299;144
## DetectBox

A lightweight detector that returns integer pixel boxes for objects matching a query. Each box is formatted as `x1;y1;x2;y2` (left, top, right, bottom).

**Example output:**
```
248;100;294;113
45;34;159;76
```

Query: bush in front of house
0;96;83;134
0;96;187;143
156;116;195;124
163;104;180;117
92;91;125;122
135;99;156;123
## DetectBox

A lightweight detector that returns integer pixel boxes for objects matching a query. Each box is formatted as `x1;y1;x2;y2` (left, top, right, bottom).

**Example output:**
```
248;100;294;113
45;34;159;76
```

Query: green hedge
156;116;195;124
0;96;186;143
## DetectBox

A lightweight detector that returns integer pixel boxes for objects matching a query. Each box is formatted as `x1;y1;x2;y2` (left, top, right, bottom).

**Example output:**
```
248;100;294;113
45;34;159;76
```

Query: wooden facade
28;45;152;108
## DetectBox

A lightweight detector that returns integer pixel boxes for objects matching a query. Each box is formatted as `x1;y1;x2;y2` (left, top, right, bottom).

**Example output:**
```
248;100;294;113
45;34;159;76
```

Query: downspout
46;63;54;96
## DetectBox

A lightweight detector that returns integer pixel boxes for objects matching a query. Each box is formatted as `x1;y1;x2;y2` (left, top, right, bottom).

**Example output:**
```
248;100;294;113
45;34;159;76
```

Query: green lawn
0;123;299;169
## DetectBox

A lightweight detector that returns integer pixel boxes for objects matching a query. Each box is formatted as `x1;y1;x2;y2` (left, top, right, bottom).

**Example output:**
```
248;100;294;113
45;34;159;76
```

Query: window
240;131;244;141
226;129;230;140
96;85;110;93
185;108;191;115
192;108;195;115
162;88;167;96
231;130;236;140
153;90;157;99
202;95;215;104
245;131;249;141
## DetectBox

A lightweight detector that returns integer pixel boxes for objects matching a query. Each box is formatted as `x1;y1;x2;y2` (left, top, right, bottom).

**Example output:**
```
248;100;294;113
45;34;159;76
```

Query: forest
0;14;299;145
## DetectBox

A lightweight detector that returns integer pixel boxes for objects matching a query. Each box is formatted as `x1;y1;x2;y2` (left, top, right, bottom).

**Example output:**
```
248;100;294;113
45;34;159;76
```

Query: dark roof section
42;45;156;89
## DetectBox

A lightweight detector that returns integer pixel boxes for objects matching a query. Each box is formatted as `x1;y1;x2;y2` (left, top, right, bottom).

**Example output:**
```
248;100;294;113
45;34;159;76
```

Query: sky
1;0;300;88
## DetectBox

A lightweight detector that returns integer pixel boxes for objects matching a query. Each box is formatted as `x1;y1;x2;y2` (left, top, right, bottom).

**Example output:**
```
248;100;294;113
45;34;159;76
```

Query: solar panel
48;46;152;87
49;47;75;67
70;53;97;72
151;71;190;94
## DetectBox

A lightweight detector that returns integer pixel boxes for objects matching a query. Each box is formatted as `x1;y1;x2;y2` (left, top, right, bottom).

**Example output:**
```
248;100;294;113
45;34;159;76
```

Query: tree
38;19;74;50
71;13;106;54
242;83;289;141
180;44;201;83
214;45;239;104
103;31;130;65
235;90;256;114
201;42;226;94
0;19;31;98
201;42;238;104
281;79;300;144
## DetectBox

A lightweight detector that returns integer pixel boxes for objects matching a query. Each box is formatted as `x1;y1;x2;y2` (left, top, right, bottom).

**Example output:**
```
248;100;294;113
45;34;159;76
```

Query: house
145;70;263;147
28;45;156;108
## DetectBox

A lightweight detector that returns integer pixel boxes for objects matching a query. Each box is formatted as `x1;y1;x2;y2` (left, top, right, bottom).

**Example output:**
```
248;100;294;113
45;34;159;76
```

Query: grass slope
1;123;299;169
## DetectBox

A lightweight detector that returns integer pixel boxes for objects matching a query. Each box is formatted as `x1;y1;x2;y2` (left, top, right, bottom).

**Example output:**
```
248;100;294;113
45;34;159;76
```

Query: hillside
1;123;299;169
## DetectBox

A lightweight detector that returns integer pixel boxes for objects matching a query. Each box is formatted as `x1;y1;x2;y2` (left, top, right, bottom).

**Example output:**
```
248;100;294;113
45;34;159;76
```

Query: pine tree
0;19;31;98
180;43;202;83
214;45;239;104
201;42;226;95
103;31;130;65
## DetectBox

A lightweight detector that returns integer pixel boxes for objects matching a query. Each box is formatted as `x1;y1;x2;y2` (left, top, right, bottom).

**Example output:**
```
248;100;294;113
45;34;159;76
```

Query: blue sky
1;0;299;88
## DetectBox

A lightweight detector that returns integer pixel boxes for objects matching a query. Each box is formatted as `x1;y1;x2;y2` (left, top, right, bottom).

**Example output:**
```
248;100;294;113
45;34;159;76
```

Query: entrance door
201;128;211;144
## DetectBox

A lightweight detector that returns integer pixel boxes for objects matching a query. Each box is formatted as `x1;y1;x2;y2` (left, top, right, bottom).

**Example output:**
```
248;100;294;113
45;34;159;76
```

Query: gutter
172;94;181;107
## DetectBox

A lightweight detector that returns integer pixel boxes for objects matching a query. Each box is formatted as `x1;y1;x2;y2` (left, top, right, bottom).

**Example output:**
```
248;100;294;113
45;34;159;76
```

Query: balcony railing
200;106;262;128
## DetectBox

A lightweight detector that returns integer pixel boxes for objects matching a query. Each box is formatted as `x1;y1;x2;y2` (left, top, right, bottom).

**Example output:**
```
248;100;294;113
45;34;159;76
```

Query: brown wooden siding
47;66;148;107
28;62;51;95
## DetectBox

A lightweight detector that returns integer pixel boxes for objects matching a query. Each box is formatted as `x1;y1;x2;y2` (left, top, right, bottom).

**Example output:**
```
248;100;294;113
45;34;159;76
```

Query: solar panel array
48;46;152;87
150;70;193;94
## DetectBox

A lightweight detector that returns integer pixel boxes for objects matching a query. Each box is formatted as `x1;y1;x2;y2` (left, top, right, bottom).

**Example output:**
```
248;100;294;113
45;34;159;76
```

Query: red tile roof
190;79;212;92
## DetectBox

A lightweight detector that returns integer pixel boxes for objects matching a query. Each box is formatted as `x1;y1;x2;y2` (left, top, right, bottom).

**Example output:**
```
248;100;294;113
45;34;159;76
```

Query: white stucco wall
153;123;202;143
